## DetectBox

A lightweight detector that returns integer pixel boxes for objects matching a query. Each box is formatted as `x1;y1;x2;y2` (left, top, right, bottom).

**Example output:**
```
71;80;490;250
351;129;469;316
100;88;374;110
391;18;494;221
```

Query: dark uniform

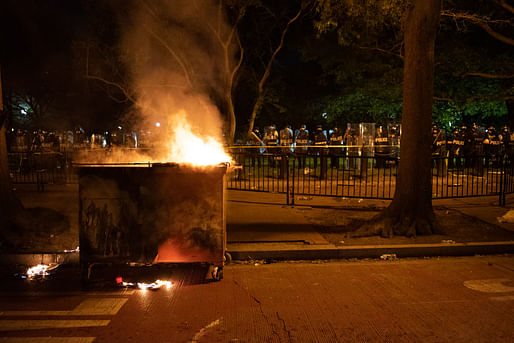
313;125;328;179
329;127;343;169
344;126;359;169
278;125;294;179
247;128;263;168
453;127;466;168
375;125;391;169
263;125;279;168
295;126;309;170
470;124;484;175
432;125;446;175
483;126;501;168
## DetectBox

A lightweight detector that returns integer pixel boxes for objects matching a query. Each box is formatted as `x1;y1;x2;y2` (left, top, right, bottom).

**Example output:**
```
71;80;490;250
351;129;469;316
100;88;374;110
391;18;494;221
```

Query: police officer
471;123;484;175
295;125;309;170
432;125;446;175
452;126;466;169
31;130;44;152
263;125;279;168
247;128;263;168
483;125;501;168
500;125;511;157
278;125;293;179
313;125;328;179
344;126;358;169
375;125;390;169
329;126;343;169
279;125;294;153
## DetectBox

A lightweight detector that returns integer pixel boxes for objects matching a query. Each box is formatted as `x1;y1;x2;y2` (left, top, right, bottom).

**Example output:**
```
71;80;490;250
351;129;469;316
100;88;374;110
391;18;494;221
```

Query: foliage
314;0;406;46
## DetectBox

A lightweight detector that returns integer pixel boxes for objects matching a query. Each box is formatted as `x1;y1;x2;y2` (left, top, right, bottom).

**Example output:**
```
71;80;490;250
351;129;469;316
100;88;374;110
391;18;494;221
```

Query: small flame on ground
117;277;173;291
64;246;80;253
26;264;59;278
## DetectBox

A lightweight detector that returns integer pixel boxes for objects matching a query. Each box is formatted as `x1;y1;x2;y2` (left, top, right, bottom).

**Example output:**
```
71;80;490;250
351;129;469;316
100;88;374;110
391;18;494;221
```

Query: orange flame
163;112;231;166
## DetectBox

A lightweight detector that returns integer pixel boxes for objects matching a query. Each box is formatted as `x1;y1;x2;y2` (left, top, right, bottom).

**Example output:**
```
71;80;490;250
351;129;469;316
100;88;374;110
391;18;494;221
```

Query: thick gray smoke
121;0;235;161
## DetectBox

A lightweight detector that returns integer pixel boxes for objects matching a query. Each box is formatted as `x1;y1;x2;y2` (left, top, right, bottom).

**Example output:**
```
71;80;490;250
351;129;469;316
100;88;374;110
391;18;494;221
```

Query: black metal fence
8;151;76;190
8;149;514;205
226;147;514;205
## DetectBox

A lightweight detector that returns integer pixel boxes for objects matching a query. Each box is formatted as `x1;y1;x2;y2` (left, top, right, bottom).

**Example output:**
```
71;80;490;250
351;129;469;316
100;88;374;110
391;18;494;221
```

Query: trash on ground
497;209;514;223
380;254;397;261
441;240;456;244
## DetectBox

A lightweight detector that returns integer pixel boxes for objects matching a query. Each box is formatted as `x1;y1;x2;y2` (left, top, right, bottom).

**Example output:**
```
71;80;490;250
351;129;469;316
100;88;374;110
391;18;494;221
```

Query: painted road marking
0;338;95;343
0;319;110;331
463;279;514;293
490;295;514;301
0;297;128;316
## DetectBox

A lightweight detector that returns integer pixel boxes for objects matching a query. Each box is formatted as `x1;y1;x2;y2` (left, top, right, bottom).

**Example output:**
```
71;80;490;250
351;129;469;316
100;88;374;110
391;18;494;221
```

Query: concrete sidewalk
2;184;514;264
226;190;514;260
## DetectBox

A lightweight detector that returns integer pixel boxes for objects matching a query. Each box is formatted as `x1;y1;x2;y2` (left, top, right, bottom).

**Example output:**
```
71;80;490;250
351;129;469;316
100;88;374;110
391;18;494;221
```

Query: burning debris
64;246;80;253
116;277;172;291
24;263;59;278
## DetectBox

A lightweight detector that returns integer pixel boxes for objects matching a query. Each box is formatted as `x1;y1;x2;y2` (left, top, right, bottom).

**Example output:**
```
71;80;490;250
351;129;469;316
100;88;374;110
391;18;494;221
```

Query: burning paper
25;263;59;278
117;277;173;291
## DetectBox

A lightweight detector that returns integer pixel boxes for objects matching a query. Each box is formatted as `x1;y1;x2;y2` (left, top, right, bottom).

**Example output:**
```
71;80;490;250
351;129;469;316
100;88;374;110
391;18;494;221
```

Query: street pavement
0;256;513;342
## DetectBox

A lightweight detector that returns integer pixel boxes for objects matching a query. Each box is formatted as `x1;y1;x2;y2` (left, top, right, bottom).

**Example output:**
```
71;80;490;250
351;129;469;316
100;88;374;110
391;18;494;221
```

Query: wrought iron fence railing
8;148;514;206
226;147;514;206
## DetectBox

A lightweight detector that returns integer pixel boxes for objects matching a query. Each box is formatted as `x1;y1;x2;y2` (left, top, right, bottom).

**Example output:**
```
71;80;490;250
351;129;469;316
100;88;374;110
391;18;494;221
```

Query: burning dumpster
78;162;227;281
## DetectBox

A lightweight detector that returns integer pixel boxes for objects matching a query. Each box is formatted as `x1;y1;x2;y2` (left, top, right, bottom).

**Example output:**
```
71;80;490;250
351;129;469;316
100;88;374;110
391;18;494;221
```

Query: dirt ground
312;206;514;246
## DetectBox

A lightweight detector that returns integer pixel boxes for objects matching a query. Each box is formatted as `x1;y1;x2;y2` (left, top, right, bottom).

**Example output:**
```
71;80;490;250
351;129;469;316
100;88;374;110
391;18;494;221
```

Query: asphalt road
0;256;513;343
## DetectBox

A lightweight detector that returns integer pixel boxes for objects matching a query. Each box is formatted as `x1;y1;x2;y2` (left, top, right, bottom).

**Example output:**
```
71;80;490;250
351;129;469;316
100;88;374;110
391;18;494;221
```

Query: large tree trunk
349;0;442;238
0;65;12;225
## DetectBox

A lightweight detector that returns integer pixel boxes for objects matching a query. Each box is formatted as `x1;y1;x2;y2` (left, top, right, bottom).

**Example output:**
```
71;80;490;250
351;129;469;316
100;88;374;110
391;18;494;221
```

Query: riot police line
7;127;142;154
237;123;402;180
431;123;514;175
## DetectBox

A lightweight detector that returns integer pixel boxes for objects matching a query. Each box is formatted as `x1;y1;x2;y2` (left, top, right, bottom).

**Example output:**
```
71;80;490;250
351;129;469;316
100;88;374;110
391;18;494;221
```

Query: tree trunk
0;65;24;234
349;0;442;238
0;65;11;224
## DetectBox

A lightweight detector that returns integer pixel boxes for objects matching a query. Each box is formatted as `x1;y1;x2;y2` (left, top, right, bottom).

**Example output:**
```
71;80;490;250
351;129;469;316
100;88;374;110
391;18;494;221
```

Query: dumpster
77;162;227;281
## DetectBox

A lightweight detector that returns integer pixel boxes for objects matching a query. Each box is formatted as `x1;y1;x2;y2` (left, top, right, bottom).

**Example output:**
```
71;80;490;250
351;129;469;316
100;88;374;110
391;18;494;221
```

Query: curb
227;241;514;261
1;242;513;266
0;252;79;266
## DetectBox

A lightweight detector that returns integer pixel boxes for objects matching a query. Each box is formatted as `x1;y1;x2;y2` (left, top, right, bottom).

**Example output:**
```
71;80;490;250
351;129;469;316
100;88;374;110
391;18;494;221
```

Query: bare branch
143;26;194;88
499;0;514;15
476;20;514;46
464;72;514;79
359;46;403;60
86;74;136;103
441;10;514;46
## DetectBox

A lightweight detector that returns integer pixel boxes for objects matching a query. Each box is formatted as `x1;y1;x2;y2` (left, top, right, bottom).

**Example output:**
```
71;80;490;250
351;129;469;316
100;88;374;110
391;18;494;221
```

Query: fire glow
25;263;59;278
163;113;231;167
117;277;173;291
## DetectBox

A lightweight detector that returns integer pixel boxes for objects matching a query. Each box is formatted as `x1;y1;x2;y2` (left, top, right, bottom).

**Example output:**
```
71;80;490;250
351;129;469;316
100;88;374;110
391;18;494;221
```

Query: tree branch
499;0;514;15
143;26;194;88
359;46;403;60
464;72;514;79
441;10;514;46
86;74;136;103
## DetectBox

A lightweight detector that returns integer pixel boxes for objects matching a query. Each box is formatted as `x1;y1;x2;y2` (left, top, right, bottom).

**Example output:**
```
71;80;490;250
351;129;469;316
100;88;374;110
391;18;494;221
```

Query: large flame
164;112;231;166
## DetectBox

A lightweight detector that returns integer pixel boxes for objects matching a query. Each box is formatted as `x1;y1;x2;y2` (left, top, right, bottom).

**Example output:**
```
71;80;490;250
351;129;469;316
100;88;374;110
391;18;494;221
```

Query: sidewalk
226;190;514;260
2;184;514;265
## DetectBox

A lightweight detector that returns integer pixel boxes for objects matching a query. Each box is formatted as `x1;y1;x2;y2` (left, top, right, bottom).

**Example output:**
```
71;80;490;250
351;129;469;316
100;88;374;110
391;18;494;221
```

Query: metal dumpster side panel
78;165;225;266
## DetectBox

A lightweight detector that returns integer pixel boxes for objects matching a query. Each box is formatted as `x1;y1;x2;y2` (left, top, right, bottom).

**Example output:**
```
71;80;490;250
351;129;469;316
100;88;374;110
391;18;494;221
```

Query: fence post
500;154;506;207
291;157;295;206
285;153;290;205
